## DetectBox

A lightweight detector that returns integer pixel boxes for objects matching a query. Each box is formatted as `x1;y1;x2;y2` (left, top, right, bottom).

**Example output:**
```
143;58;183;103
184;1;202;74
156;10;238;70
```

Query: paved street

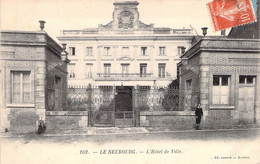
1;128;260;164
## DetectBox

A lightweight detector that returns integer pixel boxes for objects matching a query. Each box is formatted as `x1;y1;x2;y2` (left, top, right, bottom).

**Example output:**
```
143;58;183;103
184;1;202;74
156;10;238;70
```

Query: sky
1;0;258;42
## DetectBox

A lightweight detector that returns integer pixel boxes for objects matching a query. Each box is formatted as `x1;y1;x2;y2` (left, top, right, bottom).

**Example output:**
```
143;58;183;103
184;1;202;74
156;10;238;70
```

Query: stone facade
179;37;260;128
58;1;194;88
0;30;69;132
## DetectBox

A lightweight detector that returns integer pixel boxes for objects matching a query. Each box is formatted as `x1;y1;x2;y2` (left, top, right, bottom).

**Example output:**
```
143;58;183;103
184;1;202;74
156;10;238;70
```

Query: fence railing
115;111;134;119
47;87;200;112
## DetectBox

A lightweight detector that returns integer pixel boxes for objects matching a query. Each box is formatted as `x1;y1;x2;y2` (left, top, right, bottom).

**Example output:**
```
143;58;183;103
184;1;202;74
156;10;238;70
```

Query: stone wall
139;111;241;129
8;108;39;132
204;109;235;128
140;111;195;129
45;111;88;130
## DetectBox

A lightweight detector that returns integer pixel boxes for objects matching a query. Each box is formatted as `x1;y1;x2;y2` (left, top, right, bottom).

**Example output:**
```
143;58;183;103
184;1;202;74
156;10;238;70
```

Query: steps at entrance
115;119;134;127
93;123;113;127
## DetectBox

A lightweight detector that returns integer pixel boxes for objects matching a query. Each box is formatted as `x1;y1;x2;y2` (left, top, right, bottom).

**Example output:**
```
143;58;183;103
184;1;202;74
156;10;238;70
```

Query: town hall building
58;1;194;89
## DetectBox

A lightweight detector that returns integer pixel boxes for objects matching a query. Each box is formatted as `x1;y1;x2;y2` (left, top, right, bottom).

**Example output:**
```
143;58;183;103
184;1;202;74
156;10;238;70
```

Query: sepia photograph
1;0;260;163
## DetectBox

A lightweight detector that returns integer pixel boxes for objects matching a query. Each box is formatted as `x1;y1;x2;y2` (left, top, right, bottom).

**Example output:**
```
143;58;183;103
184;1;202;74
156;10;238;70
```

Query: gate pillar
133;85;140;127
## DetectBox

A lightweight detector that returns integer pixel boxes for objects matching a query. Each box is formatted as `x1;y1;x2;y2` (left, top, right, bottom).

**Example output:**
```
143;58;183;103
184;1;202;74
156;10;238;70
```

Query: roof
1;30;63;57
180;37;260;60
1;30;62;49
228;22;259;39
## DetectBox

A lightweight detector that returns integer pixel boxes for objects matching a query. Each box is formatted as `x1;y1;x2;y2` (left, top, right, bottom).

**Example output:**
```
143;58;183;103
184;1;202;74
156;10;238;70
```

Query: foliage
162;90;182;111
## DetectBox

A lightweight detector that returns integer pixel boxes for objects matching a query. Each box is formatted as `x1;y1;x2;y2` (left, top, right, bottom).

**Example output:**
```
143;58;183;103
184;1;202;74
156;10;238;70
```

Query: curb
44;127;260;137
1;128;259;138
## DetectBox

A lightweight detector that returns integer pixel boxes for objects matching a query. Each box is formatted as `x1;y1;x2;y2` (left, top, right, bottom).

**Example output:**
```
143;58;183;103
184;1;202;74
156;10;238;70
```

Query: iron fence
133;88;199;111
47;86;200;112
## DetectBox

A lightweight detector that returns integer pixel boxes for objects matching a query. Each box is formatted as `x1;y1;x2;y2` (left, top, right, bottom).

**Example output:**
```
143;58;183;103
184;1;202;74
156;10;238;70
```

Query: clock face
118;11;134;29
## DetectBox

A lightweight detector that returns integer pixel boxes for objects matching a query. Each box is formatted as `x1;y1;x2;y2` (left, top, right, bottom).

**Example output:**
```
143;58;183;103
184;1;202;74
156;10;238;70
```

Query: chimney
61;43;68;61
62;43;67;51
39;20;46;31
201;27;208;36
221;29;226;36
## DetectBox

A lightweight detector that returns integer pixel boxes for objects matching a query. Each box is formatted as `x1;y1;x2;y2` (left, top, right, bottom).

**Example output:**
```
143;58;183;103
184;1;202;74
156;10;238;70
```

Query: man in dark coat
37;120;46;134
195;104;203;130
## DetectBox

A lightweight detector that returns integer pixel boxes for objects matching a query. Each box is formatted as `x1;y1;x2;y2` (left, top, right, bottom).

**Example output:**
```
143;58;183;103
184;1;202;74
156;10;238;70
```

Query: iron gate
48;86;200;127
90;86;115;126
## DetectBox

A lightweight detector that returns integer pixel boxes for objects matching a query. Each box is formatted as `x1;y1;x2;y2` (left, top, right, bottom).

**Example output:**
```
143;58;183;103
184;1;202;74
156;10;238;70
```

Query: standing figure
37;120;46;134
195;104;203;130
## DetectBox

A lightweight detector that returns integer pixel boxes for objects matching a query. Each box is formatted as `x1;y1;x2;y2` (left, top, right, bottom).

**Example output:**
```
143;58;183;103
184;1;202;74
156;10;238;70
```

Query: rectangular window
86;47;93;56
104;47;110;56
178;46;185;56
11;71;31;103
122;47;129;56
158;63;166;78
104;64;111;76
69;47;75;56
55;76;61;86
85;64;93;78
212;75;230;104
140;63;147;77
159;47;166;56
186;79;192;89
68;64;75;78
121;64;129;75
141;47;147;56
239;76;255;84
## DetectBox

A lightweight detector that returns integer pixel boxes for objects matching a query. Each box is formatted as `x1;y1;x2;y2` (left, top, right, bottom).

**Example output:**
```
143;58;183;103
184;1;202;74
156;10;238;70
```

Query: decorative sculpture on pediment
100;21;113;30
138;21;154;30
118;10;134;29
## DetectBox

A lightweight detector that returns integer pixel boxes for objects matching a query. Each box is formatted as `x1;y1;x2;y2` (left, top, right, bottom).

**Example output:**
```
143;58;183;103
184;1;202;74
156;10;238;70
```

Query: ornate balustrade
97;73;153;78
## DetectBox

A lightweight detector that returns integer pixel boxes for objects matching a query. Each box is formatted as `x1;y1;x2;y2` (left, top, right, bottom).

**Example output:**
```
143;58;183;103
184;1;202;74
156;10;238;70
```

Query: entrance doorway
238;76;256;124
115;86;134;127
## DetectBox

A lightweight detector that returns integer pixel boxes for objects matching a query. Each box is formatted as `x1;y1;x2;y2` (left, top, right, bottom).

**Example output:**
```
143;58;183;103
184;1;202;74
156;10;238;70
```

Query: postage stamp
207;0;256;31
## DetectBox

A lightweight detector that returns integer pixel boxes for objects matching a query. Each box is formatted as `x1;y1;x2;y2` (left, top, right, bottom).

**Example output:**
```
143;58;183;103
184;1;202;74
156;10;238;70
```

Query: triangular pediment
116;56;134;61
